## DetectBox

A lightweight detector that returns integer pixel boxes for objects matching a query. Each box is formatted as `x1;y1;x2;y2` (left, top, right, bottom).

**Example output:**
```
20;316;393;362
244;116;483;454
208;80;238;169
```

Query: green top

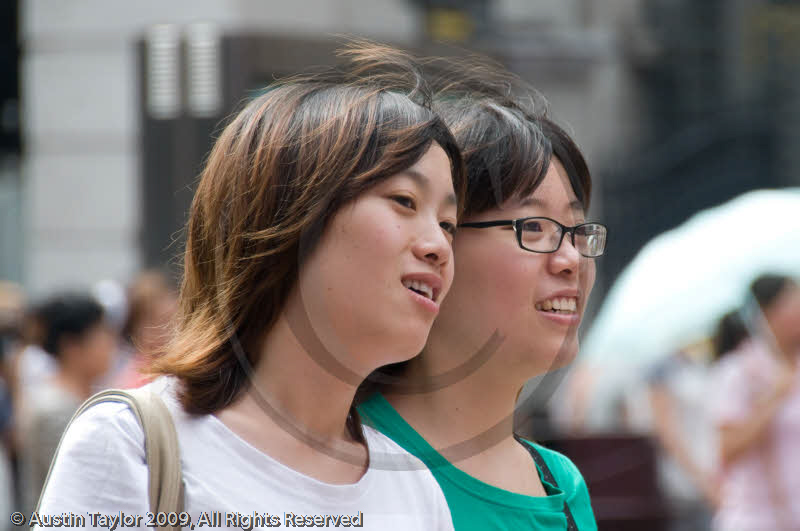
358;393;598;531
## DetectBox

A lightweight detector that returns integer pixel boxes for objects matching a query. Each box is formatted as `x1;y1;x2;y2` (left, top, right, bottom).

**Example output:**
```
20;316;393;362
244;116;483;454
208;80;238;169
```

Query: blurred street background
1;1;799;530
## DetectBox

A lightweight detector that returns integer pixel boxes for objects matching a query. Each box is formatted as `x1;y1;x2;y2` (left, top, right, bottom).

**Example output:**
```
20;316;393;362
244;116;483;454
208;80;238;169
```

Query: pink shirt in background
710;339;800;531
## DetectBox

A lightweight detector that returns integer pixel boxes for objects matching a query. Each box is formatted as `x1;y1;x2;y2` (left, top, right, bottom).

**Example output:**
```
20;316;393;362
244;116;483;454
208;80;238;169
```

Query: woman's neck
385;345;525;462
385;345;553;498
217;313;369;482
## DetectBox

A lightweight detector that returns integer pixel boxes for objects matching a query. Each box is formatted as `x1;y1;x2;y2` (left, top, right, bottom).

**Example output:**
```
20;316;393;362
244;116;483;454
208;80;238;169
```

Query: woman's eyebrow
519;197;583;212
401;169;457;206
401;168;430;189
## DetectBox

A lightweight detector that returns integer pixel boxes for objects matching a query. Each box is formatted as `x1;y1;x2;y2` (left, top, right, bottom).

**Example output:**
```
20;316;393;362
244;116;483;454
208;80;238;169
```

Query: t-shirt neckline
181;395;378;506
362;393;566;512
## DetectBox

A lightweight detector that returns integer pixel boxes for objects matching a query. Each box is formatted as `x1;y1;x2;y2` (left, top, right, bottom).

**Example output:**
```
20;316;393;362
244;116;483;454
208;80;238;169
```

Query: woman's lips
537;308;580;326
535;292;581;325
405;286;440;314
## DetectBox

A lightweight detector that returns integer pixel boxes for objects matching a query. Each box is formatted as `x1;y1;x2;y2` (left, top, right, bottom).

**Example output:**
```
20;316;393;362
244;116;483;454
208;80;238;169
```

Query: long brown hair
151;43;466;425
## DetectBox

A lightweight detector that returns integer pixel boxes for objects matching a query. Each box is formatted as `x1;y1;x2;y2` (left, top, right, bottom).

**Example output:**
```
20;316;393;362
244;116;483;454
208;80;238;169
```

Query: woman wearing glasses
36;44;464;530
359;80;606;530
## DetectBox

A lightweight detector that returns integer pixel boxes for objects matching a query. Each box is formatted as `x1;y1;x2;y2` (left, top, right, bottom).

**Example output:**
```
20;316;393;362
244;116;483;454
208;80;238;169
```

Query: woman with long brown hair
37;43;465;530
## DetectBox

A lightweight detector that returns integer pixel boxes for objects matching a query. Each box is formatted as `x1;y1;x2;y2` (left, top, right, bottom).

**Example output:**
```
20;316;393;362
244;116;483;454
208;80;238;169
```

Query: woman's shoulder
58;394;146;461
518;439;588;494
518;439;598;529
37;379;193;515
361;425;453;528
56;377;185;460
362;424;435;473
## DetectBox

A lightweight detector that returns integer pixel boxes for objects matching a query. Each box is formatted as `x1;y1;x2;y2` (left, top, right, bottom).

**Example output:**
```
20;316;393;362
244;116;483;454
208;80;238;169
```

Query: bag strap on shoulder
36;388;184;528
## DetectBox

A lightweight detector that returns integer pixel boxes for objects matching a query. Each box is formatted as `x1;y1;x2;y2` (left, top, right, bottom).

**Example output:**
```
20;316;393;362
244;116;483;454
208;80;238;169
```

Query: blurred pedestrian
18;293;114;512
646;339;717;531
710;310;749;364
112;270;177;389
0;282;23;521
643;307;754;531
11;305;55;407
710;274;800;531
0;282;24;448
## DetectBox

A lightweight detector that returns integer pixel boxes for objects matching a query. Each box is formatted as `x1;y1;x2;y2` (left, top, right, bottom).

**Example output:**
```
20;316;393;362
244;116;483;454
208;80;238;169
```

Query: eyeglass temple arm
458;220;515;228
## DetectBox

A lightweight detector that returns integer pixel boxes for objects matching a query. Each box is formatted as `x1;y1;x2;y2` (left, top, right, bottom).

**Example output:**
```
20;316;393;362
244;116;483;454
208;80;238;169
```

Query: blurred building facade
0;2;21;285
7;0;800;301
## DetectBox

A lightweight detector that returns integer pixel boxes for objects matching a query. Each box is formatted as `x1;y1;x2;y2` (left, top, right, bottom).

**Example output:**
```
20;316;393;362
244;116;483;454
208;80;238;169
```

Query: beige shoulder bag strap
35;388;184;529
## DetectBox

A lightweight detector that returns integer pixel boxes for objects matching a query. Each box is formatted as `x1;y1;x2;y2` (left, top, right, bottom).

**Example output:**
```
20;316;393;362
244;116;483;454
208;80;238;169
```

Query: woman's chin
366;330;428;368
550;345;579;370
389;338;428;365
518;338;579;374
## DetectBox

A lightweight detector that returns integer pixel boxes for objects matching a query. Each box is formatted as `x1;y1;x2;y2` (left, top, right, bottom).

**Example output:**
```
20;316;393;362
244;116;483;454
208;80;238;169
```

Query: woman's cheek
579;258;597;310
489;258;534;316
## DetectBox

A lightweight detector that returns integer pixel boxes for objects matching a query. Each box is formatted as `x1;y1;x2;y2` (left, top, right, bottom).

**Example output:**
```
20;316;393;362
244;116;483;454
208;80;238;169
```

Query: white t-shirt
35;379;454;530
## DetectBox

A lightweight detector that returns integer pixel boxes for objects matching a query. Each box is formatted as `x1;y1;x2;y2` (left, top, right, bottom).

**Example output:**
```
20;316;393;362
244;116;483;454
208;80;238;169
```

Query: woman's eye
391;195;416;209
522;221;544;232
440;221;457;237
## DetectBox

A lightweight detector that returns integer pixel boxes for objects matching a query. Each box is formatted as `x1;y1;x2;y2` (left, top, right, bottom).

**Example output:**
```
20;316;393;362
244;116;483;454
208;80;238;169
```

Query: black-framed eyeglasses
459;216;608;257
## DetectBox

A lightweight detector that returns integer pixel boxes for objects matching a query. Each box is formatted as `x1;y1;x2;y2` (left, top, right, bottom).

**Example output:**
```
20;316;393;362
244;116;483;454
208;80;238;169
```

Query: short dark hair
432;62;591;216
37;294;105;359
434;96;551;216
750;274;795;311
711;310;749;360
538;117;592;211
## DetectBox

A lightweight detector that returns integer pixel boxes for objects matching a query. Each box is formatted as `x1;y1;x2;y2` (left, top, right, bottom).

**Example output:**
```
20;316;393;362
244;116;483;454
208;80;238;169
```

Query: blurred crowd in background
1;0;799;530
0;271;177;518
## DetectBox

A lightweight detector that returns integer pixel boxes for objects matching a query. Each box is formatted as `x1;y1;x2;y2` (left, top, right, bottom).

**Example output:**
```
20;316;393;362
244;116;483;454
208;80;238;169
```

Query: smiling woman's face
294;143;458;378
429;157;596;376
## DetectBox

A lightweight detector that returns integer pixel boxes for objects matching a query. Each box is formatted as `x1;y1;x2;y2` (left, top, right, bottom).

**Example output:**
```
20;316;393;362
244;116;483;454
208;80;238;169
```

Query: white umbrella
556;188;800;432
581;187;800;370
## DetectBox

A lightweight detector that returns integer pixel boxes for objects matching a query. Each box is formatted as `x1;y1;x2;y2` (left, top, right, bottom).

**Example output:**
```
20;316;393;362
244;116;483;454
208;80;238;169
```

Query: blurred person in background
0;282;24;449
710;274;800;531
11;303;56;408
18;293;115;512
113;270;177;389
359;67;604;530
710;311;750;365
0;282;23;521
6;296;54;508
89;278;130;391
646;338;718;531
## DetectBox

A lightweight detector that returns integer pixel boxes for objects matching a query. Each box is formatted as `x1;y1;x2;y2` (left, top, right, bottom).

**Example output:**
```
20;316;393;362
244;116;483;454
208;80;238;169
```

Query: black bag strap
514;434;578;531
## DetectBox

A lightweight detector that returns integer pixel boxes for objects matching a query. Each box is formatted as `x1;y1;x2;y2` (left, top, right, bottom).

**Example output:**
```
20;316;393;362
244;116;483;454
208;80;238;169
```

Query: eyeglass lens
519;218;607;256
